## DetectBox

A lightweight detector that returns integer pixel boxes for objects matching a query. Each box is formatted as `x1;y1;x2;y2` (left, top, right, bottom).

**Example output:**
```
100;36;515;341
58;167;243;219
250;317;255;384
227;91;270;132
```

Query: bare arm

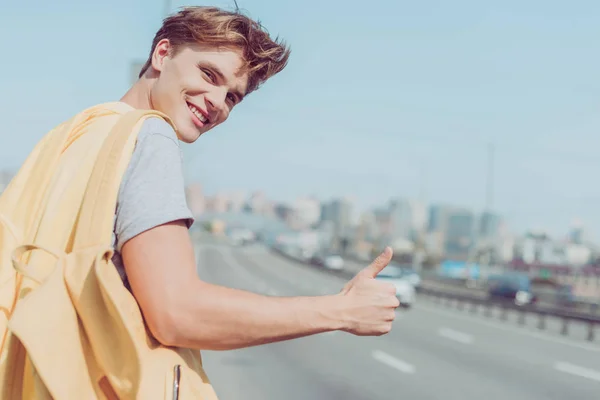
122;221;398;350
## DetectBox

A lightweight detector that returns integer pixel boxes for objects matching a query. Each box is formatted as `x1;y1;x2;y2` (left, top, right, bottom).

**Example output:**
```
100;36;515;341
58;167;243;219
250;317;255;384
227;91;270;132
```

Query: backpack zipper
172;364;181;400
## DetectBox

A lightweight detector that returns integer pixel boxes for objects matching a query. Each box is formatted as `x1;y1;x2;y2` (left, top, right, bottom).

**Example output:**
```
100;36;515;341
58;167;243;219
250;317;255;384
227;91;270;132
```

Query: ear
151;38;172;74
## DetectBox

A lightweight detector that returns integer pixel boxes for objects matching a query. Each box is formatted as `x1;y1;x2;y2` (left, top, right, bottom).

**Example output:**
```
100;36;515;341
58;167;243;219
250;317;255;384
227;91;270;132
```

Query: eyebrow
202;61;246;101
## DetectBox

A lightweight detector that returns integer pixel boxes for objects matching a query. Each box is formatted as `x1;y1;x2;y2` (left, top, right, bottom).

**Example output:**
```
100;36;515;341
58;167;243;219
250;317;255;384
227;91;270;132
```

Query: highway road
195;242;600;400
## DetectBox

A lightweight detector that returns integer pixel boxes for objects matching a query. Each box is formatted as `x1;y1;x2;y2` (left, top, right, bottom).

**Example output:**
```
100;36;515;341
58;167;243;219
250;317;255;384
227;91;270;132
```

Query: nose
204;88;228;119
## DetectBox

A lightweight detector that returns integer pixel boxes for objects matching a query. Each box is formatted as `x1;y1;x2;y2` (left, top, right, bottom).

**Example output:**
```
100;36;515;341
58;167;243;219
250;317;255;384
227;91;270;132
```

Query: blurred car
310;253;344;270
529;277;576;307
227;228;255;246
398;267;421;288
375;265;416;308
487;273;537;306
323;254;344;270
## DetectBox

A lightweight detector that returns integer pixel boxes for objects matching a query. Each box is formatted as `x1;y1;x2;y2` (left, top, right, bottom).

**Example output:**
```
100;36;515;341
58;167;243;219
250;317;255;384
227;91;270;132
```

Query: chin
172;118;204;143
178;129;202;144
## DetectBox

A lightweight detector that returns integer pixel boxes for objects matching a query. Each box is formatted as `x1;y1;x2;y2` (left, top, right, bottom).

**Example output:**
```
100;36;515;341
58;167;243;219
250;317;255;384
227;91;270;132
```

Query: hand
338;247;400;336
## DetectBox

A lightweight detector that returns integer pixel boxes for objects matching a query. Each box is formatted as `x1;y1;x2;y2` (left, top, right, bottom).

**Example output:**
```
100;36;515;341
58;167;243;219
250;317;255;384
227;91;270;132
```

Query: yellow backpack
0;102;218;399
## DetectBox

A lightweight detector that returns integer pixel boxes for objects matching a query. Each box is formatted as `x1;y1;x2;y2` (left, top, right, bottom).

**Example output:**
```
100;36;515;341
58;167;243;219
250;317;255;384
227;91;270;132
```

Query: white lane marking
247;250;325;294
554;362;600;383
262;250;344;284
372;350;415;374
211;246;277;295
416;303;600;353
204;247;600;353
438;327;473;344
194;245;202;270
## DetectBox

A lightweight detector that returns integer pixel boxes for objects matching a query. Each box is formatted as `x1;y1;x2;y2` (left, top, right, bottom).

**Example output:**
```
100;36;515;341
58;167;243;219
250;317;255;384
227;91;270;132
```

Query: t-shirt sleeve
113;118;194;253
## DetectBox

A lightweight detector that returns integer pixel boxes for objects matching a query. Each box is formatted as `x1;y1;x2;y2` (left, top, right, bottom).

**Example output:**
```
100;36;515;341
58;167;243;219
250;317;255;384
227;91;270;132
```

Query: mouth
186;101;209;128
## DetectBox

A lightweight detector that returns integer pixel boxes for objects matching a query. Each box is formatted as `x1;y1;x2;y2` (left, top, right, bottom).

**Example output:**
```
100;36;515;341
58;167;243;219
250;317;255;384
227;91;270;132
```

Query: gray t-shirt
111;117;194;287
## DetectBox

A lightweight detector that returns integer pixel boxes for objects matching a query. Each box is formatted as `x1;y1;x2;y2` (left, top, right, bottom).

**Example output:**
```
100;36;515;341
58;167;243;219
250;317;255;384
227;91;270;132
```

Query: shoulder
137;117;180;148
121;116;187;193
113;117;193;252
126;117;184;171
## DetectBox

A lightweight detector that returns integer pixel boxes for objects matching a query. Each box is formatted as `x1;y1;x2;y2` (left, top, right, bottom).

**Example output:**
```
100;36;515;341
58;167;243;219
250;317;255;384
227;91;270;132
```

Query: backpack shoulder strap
72;109;176;250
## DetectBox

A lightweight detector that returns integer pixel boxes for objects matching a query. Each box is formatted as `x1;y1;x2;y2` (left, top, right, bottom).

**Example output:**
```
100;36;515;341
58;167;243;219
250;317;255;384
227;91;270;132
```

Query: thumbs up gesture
338;247;400;336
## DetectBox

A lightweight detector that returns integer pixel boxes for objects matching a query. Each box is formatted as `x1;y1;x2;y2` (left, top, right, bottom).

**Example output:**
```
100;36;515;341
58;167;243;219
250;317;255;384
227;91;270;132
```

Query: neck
120;77;154;110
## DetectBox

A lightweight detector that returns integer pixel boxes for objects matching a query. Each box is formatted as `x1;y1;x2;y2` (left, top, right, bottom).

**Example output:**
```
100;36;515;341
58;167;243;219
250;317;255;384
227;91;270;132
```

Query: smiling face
148;39;249;143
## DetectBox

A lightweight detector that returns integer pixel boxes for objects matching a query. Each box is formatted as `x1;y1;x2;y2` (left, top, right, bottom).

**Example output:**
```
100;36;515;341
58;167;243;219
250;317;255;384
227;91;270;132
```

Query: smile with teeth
188;102;208;124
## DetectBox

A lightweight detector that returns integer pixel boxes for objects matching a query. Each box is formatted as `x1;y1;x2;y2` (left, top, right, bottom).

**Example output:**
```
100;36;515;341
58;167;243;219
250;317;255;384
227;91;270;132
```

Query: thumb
360;246;393;278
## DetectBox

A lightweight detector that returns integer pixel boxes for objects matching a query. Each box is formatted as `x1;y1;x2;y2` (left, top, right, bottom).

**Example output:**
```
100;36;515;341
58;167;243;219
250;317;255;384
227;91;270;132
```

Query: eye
226;93;237;106
201;68;216;83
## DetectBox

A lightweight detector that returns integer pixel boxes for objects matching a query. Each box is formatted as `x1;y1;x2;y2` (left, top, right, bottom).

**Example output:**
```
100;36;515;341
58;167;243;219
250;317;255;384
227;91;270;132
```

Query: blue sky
1;0;599;237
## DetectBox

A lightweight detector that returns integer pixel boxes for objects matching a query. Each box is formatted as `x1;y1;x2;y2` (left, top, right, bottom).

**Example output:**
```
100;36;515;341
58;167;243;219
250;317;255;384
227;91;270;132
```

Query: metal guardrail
269;245;600;342
417;286;600;342
417;274;600;314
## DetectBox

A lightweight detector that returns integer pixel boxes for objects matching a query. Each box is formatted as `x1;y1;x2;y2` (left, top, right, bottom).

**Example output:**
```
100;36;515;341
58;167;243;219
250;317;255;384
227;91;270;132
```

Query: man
117;6;399;351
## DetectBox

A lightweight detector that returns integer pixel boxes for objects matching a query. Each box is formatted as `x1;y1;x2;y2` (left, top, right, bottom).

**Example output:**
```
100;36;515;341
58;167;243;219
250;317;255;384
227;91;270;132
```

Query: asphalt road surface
195;242;600;400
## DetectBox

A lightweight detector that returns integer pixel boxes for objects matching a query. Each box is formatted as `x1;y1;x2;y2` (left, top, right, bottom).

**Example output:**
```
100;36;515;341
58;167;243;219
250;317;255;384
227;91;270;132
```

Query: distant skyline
192;184;590;243
1;0;599;238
